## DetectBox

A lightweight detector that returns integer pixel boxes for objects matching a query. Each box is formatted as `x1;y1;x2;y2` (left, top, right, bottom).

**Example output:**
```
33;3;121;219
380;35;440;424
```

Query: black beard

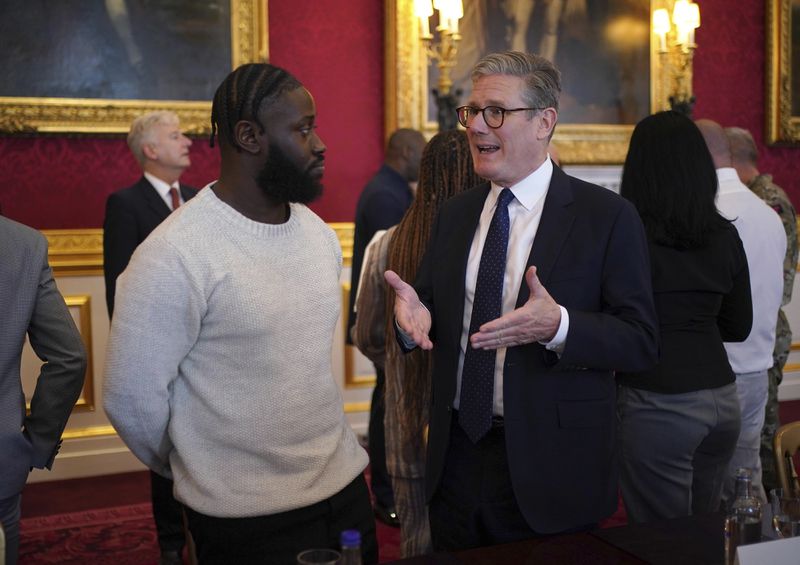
256;143;323;205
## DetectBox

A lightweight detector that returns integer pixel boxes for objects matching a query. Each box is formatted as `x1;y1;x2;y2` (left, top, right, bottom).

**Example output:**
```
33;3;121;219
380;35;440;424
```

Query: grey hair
471;51;561;112
127;110;180;166
725;126;758;165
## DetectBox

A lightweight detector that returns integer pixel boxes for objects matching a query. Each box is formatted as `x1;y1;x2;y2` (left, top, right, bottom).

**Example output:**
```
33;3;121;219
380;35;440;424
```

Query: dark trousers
429;415;596;551
150;470;186;553
184;473;377;565
428;415;537;551
0;493;20;565
369;366;394;508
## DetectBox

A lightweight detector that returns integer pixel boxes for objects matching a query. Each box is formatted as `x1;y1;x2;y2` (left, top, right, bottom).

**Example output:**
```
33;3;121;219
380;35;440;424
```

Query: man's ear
233;120;264;155
537;108;558;141
142;142;159;161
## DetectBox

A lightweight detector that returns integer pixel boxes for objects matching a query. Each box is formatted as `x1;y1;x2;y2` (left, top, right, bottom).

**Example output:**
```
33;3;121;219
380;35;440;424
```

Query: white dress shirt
452;157;568;416
715;167;785;374
144;171;182;210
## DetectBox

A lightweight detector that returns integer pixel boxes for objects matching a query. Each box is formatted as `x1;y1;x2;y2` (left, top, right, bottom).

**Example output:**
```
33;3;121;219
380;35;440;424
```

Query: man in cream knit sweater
104;63;376;564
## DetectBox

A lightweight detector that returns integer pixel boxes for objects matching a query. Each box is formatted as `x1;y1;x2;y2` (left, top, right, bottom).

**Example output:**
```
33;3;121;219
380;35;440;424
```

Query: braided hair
210;63;302;149
384;130;484;451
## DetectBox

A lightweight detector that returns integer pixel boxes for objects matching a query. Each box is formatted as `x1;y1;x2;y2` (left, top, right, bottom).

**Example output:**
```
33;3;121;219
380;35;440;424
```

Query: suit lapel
515;165;575;307
445;183;490;345
137;177;171;219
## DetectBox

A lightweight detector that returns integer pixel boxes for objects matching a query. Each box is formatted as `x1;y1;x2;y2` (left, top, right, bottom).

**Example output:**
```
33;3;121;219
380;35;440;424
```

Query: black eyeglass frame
455;105;545;129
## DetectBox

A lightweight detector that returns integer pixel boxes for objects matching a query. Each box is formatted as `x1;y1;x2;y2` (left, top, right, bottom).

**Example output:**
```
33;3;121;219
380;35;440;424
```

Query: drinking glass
769;488;800;538
296;548;341;565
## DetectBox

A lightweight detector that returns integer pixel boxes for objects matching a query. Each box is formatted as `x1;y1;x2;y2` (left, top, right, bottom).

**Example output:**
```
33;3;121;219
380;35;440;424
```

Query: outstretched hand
470;266;561;350
384;270;433;350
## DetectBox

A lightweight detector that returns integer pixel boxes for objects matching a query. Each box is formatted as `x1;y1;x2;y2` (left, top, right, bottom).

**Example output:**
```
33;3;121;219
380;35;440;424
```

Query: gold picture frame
0;0;268;135
766;0;800;144
386;0;673;164
25;294;95;413
65;295;96;412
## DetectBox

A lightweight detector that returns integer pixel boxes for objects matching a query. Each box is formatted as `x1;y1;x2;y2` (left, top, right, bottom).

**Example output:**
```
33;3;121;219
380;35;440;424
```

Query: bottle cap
341;529;361;547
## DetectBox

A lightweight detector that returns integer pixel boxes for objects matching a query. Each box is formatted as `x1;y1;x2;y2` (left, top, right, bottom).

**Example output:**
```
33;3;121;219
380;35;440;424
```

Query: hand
384;270;433;350
470;266;561;350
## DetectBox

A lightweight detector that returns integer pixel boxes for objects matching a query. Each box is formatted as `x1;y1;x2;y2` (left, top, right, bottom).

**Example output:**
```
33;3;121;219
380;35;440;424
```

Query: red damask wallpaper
0;0;797;230
693;0;799;200
0;0;383;229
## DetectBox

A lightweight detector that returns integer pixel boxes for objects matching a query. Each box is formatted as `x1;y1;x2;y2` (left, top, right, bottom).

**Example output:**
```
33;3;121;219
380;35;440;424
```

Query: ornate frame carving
45;229;104;276
0;0;268;135
386;0;671;164
766;0;800;144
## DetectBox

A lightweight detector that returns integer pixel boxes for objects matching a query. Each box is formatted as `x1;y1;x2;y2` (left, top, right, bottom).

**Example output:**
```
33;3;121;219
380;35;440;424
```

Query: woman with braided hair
353;130;483;557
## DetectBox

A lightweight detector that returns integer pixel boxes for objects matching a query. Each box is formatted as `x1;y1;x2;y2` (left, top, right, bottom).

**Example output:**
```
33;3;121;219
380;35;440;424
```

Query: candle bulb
415;0;433;38
652;9;670;54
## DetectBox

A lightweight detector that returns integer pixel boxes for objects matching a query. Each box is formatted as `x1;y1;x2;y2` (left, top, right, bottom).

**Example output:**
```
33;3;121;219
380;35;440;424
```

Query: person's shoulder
557;170;632;222
711;221;748;262
745;187;787;226
294;205;343;263
293;204;338;238
0;218;47;271
155;187;211;233
442;181;491;209
107;177;150;203
711;219;741;241
0;216;44;246
360;173;407;204
757;176;795;214
563;171;623;203
180;182;200;196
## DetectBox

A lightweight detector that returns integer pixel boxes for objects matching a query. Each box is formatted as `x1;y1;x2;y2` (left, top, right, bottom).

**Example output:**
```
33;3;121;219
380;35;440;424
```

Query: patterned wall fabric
0;0;797;229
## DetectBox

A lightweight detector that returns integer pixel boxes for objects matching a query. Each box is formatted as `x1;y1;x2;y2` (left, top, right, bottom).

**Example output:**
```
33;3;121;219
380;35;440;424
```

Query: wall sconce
653;0;701;116
415;0;463;130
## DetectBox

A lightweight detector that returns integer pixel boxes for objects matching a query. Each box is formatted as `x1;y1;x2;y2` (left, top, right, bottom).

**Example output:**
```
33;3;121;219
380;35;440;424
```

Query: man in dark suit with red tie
386;51;659;550
103;110;196;565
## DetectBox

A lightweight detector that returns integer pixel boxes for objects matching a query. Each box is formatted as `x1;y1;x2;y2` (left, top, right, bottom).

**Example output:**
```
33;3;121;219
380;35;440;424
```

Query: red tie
169;187;181;211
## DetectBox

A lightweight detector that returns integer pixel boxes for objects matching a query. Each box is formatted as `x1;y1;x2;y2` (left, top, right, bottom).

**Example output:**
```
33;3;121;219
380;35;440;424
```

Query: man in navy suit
103;110;196;565
386;51;658;550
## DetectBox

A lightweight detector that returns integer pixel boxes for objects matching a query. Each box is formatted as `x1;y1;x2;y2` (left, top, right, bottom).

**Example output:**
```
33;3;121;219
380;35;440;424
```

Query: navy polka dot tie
459;188;515;443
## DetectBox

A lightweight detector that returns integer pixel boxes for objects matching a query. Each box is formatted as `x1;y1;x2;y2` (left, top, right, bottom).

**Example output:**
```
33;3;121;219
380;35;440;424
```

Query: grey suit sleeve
24;237;87;469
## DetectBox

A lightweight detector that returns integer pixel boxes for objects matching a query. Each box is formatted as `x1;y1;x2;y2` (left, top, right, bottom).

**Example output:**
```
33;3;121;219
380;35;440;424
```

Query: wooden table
386;512;726;565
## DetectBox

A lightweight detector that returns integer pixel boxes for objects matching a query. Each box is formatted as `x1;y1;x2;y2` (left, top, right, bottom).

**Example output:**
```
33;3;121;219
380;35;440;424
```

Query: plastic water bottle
724;468;763;565
340;529;362;565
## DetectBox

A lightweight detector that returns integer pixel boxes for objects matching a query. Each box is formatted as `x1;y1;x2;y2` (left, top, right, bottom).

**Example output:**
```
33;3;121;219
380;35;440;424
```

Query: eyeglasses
456;105;544;129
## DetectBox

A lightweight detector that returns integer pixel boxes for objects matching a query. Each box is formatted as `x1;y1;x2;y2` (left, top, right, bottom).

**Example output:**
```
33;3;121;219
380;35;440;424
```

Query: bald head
695;119;731;168
385;128;427;183
725;126;760;184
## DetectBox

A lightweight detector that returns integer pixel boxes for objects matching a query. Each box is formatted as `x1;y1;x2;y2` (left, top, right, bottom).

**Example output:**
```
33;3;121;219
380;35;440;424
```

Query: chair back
774;421;800;496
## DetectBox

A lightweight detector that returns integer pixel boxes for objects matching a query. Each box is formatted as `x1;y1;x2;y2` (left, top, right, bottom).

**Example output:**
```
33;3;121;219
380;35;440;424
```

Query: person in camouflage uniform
727;126;799;492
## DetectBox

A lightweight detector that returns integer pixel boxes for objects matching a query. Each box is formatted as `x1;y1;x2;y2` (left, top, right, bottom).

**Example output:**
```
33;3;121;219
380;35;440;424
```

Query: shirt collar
488;156;553;211
144;171;179;200
716;167;749;195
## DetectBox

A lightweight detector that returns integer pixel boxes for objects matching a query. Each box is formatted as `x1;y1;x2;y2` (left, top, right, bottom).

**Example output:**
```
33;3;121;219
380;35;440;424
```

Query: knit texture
104;187;368;517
